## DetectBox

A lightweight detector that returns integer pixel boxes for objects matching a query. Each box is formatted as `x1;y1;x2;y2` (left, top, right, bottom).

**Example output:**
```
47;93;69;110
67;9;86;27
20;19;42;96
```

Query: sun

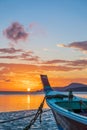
27;88;31;92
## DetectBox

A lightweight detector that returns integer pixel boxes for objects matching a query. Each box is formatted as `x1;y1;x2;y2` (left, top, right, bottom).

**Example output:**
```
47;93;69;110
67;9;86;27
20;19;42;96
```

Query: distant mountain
53;83;87;92
1;82;86;95
0;91;43;95
0;91;31;95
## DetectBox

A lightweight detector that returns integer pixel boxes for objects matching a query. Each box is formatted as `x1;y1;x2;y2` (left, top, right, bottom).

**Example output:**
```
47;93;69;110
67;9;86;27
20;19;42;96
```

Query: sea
0;92;87;130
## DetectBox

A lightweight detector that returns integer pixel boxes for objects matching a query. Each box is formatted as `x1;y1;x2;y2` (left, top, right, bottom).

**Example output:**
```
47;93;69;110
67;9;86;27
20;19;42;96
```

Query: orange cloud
42;59;87;70
0;63;87;91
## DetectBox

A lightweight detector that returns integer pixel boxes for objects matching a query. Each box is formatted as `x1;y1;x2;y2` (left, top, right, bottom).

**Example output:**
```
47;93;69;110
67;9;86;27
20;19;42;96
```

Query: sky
0;0;87;91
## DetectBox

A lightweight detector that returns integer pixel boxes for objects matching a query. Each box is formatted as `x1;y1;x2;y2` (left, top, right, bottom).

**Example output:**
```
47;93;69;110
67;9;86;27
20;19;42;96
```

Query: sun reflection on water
27;95;30;104
0;94;48;112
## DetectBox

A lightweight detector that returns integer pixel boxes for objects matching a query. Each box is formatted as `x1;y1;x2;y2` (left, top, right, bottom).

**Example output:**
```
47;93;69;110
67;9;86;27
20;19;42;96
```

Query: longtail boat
40;75;87;130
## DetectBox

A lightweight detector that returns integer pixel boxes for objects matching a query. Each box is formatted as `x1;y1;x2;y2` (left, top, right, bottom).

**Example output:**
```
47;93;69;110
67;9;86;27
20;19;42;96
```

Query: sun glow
27;88;31;92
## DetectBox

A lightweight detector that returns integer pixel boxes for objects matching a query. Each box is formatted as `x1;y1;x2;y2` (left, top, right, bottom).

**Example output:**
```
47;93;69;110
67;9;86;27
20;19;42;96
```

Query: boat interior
47;95;87;116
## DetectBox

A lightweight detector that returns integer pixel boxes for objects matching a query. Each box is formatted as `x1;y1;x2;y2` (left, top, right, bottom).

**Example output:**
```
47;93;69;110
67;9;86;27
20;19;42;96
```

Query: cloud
3;21;46;48
67;59;87;67
42;59;87;70
58;41;87;53
56;44;66;47
21;51;33;58
68;41;87;51
0;46;87;71
0;67;5;71
0;55;19;59
39;65;82;71
0;53;39;62
21;56;40;62
4;79;11;82
0;64;10;76
29;22;46;36
44;59;68;64
0;46;87;72
43;48;49;51
0;62;82;75
0;63;38;72
80;57;87;60
18;51;40;62
0;48;22;54
0;47;40;62
29;22;38;29
4;22;28;42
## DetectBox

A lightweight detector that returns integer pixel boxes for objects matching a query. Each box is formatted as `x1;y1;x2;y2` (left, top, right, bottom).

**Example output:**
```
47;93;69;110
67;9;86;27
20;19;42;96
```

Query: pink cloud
42;59;87;70
44;59;68;64
0;47;40;62
29;22;38;29
0;55;19;59
58;41;87;53
4;22;28;42
29;22;46;36
68;41;87;51
0;48;22;54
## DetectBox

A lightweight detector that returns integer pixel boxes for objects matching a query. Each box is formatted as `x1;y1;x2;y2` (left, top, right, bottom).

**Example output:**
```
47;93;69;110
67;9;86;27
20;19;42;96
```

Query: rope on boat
80;100;87;109
23;97;46;130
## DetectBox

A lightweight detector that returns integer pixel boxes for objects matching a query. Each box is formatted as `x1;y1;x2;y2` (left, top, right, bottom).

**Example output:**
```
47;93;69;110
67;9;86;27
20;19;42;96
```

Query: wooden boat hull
40;75;87;130
52;108;87;130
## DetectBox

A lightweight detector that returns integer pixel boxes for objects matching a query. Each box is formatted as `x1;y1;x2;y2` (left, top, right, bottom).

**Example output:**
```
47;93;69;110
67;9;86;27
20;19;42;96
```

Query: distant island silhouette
0;82;87;94
40;82;87;92
53;83;87;92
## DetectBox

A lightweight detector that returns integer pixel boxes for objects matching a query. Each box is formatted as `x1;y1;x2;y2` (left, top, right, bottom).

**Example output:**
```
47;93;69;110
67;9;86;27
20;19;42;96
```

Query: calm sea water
0;92;87;112
0;93;48;112
0;93;87;130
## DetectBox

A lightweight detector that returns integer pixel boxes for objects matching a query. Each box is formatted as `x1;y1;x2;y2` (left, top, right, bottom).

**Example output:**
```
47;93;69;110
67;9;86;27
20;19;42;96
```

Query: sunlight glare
27;88;31;91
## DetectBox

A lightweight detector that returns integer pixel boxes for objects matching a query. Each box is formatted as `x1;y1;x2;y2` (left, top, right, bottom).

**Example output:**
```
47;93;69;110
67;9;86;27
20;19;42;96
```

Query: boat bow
40;75;87;130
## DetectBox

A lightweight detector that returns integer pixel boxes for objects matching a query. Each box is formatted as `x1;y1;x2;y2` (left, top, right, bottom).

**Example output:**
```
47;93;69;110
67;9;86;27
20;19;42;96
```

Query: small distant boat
40;75;87;130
